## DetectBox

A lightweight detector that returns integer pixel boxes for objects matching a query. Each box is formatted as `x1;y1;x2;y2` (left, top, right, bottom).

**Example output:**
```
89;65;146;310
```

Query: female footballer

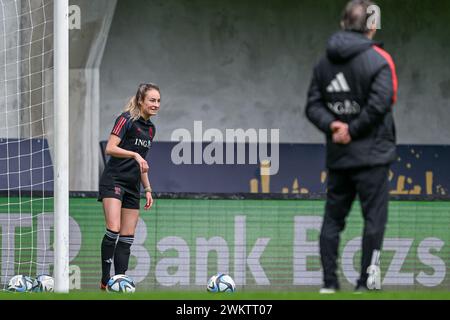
98;83;160;289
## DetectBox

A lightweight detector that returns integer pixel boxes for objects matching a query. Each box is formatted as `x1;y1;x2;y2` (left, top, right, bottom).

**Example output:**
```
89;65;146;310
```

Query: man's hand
330;121;352;145
330;121;346;133
333;131;352;144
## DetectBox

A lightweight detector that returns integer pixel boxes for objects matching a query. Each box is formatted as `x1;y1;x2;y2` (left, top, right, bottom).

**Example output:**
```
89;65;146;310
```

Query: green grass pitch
0;291;449;300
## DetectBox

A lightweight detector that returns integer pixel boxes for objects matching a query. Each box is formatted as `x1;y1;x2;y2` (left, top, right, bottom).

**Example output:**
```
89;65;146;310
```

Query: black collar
138;116;153;125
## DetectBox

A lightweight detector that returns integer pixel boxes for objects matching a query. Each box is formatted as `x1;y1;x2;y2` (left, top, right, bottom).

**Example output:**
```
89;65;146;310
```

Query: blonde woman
98;83;160;290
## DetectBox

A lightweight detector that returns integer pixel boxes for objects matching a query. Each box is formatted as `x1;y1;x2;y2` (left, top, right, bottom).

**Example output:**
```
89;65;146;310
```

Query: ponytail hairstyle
123;83;161;121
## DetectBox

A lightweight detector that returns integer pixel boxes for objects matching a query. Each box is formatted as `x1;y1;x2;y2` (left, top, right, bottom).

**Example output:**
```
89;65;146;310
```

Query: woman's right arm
105;134;149;173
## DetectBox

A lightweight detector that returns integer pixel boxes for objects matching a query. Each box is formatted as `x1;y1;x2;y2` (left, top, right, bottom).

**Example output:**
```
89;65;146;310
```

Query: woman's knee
106;222;121;233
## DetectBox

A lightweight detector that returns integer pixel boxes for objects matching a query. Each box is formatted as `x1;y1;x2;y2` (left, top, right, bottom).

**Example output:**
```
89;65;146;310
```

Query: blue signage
1;138;449;198
144;142;449;196
0;138;53;192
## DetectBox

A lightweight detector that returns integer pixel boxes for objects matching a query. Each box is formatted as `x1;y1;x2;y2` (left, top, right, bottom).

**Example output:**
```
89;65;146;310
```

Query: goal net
0;0;55;289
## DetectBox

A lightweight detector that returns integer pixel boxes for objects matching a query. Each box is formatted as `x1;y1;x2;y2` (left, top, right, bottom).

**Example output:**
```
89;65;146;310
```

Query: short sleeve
111;114;130;140
149;125;156;141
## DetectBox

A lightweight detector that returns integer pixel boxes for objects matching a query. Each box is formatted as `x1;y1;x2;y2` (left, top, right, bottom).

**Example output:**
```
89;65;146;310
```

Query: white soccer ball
7;275;34;292
106;274;136;293
32;274;54;292
207;273;236;293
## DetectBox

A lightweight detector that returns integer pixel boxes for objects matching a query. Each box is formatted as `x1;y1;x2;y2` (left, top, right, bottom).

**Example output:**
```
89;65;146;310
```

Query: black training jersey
100;111;156;193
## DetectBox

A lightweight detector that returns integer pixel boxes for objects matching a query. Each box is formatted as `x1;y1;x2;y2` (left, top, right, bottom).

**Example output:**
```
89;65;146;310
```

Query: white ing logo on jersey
135;139;152;148
327;100;361;115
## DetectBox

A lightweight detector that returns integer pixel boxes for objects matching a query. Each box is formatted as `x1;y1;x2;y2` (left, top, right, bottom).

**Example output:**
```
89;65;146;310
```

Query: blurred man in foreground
305;0;398;293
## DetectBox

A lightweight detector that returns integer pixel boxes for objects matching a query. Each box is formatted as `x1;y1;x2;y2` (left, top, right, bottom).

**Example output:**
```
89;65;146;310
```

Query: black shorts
97;184;140;209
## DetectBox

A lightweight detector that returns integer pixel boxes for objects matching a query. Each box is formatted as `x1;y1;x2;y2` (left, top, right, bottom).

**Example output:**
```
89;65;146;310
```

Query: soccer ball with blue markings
106;274;136;293
7;275;34;292
32;274;54;292
207;273;236;293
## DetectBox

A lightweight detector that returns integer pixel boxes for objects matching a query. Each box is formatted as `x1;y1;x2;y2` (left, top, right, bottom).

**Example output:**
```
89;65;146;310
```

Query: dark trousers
320;165;389;288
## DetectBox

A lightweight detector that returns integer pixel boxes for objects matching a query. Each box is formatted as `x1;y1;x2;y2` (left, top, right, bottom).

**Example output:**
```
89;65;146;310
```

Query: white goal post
0;0;69;292
53;0;69;293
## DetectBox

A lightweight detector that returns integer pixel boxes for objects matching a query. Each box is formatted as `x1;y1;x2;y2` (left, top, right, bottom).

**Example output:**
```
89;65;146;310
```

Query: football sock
101;229;119;285
114;235;134;275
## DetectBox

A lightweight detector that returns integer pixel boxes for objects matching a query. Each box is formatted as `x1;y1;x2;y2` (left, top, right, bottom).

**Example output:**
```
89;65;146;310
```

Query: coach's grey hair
123;83;160;121
341;0;375;33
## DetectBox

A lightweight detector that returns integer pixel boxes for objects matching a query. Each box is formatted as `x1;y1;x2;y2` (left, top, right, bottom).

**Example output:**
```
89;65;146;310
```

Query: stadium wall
100;0;450;144
69;0;117;191
1;197;448;291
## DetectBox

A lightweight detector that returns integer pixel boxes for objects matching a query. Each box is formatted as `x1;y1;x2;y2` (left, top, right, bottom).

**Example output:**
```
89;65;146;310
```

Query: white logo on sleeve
326;72;350;93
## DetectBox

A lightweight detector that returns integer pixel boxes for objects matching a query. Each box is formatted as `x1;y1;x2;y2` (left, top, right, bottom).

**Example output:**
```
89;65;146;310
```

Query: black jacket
305;31;398;169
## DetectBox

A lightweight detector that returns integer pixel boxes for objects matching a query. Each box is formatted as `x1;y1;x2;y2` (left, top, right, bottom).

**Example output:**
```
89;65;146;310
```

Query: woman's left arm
141;172;153;210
